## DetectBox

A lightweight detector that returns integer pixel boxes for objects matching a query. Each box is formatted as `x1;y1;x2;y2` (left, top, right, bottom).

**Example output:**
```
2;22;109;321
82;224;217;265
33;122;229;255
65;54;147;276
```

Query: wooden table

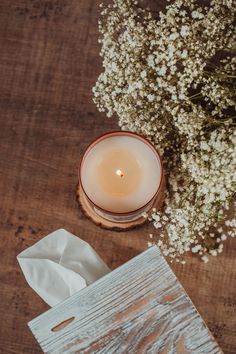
0;1;235;353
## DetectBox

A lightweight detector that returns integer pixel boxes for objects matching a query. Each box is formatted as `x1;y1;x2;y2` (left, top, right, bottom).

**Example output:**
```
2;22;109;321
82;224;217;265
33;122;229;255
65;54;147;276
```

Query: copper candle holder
77;131;165;231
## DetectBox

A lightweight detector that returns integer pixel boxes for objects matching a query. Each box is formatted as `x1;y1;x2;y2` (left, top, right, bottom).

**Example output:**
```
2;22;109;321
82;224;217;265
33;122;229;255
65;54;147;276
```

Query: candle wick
116;169;124;178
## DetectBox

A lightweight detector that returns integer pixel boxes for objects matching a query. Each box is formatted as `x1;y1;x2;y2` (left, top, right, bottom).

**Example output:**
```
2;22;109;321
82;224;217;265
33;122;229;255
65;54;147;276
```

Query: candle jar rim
78;130;164;216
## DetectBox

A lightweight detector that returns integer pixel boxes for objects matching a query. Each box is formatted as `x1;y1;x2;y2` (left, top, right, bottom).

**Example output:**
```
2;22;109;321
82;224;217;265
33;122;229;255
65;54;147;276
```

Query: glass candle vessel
79;131;164;223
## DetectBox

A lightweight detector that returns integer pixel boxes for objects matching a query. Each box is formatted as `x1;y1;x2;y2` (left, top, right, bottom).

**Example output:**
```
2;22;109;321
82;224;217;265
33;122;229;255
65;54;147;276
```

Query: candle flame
116;169;124;178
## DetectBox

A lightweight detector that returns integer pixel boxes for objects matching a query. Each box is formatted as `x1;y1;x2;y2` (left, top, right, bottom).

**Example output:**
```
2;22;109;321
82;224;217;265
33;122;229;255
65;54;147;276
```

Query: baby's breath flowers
93;0;236;261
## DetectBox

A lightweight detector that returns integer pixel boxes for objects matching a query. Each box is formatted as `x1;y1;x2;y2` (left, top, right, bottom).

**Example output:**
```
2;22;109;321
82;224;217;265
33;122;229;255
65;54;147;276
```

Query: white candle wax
80;133;162;214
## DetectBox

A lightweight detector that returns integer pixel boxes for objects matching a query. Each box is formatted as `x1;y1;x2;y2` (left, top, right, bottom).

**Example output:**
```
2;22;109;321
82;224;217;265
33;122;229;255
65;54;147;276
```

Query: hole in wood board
51;316;75;332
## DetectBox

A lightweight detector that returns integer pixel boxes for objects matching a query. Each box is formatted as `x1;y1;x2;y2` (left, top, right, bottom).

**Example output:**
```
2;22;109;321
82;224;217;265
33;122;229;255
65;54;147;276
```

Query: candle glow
80;132;162;215
116;169;124;178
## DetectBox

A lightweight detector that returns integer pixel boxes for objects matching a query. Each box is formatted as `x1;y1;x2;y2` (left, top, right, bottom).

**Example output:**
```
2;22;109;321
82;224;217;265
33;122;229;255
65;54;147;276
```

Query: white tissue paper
17;229;110;307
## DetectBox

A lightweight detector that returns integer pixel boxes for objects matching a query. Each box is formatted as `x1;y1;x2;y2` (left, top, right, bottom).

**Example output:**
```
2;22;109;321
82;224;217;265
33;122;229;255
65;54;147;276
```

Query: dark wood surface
0;1;235;353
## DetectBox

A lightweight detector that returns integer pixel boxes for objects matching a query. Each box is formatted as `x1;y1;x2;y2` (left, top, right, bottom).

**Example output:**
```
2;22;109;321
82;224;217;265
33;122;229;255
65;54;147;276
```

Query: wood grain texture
29;247;222;354
0;0;235;353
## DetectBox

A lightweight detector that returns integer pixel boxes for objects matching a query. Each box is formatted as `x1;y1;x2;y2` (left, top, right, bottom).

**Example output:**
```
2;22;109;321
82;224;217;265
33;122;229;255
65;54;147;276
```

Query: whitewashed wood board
28;246;222;353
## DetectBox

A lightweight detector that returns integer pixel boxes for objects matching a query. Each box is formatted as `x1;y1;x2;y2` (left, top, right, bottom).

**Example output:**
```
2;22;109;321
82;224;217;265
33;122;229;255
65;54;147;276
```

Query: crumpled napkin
17;229;110;307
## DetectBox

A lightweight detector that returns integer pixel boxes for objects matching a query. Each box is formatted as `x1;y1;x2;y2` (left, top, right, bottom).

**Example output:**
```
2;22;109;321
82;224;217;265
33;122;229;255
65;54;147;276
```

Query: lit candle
79;131;164;222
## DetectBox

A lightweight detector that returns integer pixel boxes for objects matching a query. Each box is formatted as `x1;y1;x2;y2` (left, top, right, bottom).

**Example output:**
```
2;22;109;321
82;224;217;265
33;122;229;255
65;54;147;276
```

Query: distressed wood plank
29;247;222;353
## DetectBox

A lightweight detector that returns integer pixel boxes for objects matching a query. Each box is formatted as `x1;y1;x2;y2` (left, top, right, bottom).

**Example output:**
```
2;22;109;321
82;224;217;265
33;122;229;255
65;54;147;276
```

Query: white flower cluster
93;0;236;261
